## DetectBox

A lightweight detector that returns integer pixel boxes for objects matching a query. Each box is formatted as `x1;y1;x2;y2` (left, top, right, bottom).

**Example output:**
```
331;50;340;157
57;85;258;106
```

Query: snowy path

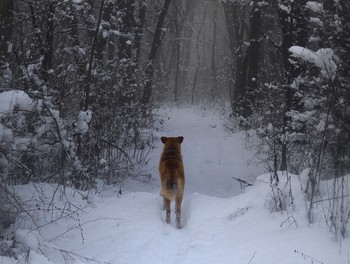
127;106;265;197
5;106;350;264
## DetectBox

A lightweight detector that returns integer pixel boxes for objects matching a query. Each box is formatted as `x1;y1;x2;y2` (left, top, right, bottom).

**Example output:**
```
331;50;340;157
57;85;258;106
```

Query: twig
248;251;257;264
42;242;113;264
48;217;120;242
280;215;298;228
1;2;68;31
0;178;39;227
232;177;254;188
99;139;133;164
313;195;350;204
294;249;325;264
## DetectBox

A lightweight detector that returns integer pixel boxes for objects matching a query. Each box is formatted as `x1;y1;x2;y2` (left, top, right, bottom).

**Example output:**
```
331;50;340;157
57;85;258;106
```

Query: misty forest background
1;0;350;252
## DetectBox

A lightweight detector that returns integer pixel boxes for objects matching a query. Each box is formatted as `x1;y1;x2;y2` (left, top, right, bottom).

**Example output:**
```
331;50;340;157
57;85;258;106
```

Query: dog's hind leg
162;197;166;210
175;193;183;229
164;198;171;224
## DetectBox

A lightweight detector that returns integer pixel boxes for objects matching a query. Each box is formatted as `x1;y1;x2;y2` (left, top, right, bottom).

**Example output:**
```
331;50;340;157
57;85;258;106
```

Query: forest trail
5;106;349;264
131;105;265;197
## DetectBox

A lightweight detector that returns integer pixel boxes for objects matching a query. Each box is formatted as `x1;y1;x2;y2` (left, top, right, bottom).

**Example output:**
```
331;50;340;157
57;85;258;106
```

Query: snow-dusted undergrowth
2;106;349;264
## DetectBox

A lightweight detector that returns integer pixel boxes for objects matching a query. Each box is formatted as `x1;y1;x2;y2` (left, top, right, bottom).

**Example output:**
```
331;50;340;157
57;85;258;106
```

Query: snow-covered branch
288;46;337;80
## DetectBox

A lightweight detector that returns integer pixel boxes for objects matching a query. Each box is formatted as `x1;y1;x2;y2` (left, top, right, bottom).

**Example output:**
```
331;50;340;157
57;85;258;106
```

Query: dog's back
159;137;184;200
159;136;185;228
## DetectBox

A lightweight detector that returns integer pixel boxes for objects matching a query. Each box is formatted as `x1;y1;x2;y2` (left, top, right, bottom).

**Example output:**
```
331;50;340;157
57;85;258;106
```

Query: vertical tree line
222;0;350;233
223;1;349;170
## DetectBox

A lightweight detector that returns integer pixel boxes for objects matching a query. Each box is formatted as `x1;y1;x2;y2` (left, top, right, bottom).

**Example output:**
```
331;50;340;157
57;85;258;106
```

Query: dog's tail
161;173;178;200
161;182;177;200
167;181;177;191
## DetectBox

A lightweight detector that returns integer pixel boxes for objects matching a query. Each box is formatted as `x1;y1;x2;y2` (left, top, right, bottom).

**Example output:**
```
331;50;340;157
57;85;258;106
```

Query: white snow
15;229;41;252
2;106;350;264
7;43;13;53
306;1;324;13
102;31;108;39
0;124;13;145
0;90;34;117
310;17;323;27
75;110;93;134
0;90;35;167
289;46;337;80
279;4;290;14
140;106;265;197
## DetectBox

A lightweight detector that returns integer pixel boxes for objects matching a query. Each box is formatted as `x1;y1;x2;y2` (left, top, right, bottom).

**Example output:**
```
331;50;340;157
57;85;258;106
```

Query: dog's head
161;136;184;152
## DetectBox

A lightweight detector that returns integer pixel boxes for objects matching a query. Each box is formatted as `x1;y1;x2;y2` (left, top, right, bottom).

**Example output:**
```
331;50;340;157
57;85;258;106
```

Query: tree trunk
95;2;113;62
141;0;172;104
223;2;249;114
84;0;106;110
135;0;147;65
277;0;309;171
210;2;218;101
41;2;55;83
174;14;181;104
191;4;208;104
179;0;196;90
242;0;261;117
0;0;14;63
0;0;14;90
116;1;137;104
229;1;261;119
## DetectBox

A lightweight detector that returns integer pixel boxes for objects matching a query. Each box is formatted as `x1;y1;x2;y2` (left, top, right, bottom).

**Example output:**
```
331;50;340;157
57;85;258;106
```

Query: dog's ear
161;137;167;144
177;136;184;143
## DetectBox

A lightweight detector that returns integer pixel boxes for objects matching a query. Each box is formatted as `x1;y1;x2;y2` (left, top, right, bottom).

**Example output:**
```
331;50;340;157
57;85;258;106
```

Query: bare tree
0;0;14;64
142;0;172;104
210;2;218;101
191;4;208;104
223;1;250;113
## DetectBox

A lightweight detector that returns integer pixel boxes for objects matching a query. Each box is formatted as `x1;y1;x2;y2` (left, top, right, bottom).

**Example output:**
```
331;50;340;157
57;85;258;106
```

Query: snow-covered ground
123;106;264;197
2;105;350;264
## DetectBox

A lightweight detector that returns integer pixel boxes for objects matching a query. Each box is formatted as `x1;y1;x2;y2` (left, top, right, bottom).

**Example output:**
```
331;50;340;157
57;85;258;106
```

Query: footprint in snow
227;207;250;221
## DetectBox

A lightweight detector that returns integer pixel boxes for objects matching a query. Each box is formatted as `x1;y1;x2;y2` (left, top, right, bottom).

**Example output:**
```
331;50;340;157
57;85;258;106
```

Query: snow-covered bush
0;0;156;189
0;91;154;189
0;90;35;182
287;44;349;231
0;90;92;251
0;90;90;188
283;1;350;237
239;2;350;240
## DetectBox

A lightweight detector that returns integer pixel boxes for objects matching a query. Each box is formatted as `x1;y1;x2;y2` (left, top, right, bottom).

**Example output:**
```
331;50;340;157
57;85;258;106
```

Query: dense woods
1;0;350;256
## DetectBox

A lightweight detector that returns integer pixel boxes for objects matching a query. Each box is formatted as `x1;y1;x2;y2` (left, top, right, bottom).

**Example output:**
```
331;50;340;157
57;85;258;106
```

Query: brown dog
159;136;185;228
